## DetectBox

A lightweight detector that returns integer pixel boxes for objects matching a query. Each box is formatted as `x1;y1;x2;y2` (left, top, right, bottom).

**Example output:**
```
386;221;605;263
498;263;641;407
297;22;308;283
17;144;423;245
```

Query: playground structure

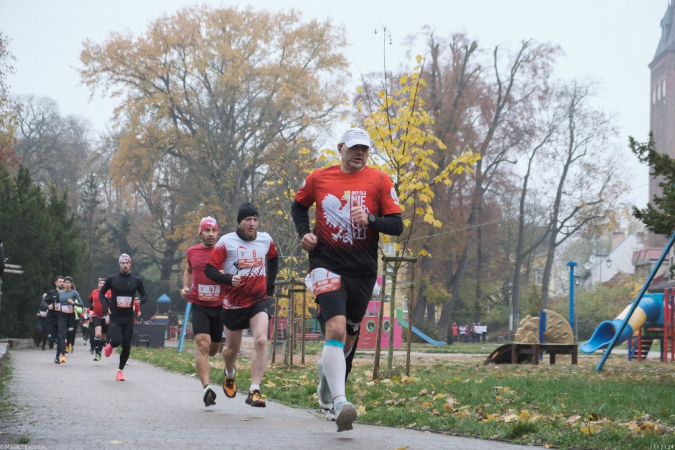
485;310;578;365
580;291;675;362
359;301;402;349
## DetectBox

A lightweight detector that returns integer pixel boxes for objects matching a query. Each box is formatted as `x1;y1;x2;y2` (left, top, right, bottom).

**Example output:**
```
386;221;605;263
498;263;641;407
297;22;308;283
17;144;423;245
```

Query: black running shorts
222;300;269;331
315;274;376;336
191;303;224;342
92;316;109;334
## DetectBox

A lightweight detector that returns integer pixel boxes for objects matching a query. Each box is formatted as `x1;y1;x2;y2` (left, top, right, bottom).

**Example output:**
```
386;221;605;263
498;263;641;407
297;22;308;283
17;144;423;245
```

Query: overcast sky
0;0;669;208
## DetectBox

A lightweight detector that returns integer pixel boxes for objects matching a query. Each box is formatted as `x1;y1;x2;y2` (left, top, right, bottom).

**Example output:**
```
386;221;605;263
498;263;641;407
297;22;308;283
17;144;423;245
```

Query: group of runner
36;127;401;434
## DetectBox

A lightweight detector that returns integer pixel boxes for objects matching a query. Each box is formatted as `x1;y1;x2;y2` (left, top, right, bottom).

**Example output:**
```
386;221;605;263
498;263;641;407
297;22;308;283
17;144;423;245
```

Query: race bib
117;296;132;308
60;304;74;314
39;311;48;317
54;303;61;312
237;246;264;269
198;284;221;302
305;268;342;295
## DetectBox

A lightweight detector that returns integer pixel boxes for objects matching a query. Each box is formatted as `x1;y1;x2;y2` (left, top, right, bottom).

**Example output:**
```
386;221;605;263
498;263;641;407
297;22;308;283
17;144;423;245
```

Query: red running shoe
104;344;113;358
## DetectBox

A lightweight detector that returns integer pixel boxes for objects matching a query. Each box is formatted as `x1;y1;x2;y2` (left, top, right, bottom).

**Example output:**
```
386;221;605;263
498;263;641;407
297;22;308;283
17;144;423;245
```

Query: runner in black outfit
99;253;148;381
35;299;49;350
40;276;64;350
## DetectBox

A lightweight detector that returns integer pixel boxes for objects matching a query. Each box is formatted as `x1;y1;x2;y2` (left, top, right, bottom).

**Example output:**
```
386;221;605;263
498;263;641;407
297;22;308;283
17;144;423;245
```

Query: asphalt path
3;347;539;450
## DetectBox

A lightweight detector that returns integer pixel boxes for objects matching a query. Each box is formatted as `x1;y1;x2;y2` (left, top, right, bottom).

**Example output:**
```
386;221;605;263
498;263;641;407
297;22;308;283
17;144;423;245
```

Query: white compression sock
322;340;346;403
250;384;260;392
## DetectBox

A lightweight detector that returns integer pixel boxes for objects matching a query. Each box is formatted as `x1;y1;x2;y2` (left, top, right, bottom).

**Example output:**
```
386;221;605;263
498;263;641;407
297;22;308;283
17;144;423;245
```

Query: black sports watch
367;214;377;227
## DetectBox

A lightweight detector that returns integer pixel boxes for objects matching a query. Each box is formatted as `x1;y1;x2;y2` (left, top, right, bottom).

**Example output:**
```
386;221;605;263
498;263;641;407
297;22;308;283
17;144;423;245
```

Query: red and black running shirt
206;232;278;309
89;288;111;318
186;244;224;307
294;165;401;276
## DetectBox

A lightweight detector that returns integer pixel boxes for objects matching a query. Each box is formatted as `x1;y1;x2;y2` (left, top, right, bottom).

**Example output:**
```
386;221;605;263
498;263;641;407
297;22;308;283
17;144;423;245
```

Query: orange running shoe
59;354;66;363
116;370;125;381
245;389;266;407
223;375;237;398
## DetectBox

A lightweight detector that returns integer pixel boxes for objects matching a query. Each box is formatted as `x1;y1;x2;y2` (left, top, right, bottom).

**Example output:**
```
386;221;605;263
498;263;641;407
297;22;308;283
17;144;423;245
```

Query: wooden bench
485;343;578;365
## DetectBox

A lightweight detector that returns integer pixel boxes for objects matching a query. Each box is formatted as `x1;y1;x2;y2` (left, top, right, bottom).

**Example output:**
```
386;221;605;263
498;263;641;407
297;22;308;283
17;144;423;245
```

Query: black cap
237;203;259;224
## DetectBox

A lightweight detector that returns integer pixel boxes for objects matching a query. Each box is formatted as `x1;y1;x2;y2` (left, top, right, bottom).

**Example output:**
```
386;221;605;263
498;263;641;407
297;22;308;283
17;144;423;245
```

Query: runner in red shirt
89;277;111;361
291;127;403;432
205;204;278;408
180;216;223;407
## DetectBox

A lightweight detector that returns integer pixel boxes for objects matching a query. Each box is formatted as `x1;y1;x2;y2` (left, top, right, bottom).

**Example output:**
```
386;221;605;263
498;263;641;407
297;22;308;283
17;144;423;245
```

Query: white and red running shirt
295;165;401;276
186;244;225;307
206;232;278;309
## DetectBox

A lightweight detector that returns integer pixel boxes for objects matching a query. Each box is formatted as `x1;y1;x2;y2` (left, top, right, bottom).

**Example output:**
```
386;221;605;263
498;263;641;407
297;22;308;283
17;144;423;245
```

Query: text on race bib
307;268;342;295
117;296;132;308
198;284;221;302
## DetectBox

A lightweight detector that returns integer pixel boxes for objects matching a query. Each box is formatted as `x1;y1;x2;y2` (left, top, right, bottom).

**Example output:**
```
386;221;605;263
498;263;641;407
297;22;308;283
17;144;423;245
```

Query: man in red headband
181;216;223;407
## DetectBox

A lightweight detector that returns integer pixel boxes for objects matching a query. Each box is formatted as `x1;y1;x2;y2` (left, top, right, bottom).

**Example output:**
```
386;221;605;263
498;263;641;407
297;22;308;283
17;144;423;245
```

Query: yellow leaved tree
349;54;480;374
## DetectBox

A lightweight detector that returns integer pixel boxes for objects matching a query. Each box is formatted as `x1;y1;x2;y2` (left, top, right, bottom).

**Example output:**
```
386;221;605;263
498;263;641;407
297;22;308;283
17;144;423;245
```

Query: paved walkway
2;347;537;450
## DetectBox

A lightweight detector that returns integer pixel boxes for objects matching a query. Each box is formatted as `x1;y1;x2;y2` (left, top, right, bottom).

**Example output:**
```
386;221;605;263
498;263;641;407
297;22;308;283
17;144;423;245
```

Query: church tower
650;2;675;204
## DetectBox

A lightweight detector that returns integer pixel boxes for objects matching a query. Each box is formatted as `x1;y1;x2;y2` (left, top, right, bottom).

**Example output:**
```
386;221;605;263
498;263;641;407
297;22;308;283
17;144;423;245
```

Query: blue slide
580;294;663;354
396;309;446;345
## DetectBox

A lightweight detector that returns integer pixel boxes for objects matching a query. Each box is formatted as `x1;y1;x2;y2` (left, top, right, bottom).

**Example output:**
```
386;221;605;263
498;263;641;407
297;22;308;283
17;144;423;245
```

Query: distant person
464;324;470;343
41;276;64;350
482;323;487;343
451;323;459;343
89;277;111;361
180;216;224;408
205;203;279;409
55;277;83;364
35;299;49;350
458;324;466;342
99;254;148;381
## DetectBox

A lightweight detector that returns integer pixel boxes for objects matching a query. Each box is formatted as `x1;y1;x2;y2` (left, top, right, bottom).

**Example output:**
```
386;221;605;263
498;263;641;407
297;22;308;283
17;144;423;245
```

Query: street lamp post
507;282;513;341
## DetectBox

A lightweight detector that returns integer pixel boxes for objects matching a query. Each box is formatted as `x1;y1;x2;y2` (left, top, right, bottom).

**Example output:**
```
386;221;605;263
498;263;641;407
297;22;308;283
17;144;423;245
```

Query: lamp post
567;262;577;338
507;282;513;340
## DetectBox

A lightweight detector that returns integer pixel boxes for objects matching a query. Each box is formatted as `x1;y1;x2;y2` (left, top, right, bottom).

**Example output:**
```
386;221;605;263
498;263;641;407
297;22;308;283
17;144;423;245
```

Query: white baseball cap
340;127;371;149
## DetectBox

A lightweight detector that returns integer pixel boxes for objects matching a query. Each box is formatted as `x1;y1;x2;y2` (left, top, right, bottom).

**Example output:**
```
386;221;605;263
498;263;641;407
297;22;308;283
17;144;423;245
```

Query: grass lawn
132;342;675;449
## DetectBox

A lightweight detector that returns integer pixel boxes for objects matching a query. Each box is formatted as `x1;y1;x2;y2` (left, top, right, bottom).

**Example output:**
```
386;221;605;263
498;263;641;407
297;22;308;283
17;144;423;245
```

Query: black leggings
57;314;76;358
109;317;134;370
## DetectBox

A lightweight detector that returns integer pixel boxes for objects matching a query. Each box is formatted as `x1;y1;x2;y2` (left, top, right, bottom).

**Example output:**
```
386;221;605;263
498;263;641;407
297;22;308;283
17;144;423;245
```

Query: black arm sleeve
369;213;404;236
205;264;234;286
136;279;149;304
73;292;83;308
291;200;311;239
266;255;279;297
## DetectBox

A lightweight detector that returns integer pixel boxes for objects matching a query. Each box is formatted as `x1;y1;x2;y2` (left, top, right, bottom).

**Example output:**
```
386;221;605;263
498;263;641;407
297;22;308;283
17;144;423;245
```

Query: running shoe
223;375;237;398
104;343;113;358
203;387;217;407
94;353;101;362
54;357;60;364
324;407;336;421
59;354;66;364
316;359;333;409
66;344;72;353
116;370;125;381
245;389;266;407
334;400;357;432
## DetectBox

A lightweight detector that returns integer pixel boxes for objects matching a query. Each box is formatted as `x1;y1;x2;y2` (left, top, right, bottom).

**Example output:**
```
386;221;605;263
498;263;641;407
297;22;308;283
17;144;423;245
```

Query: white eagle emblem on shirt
322;193;353;245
